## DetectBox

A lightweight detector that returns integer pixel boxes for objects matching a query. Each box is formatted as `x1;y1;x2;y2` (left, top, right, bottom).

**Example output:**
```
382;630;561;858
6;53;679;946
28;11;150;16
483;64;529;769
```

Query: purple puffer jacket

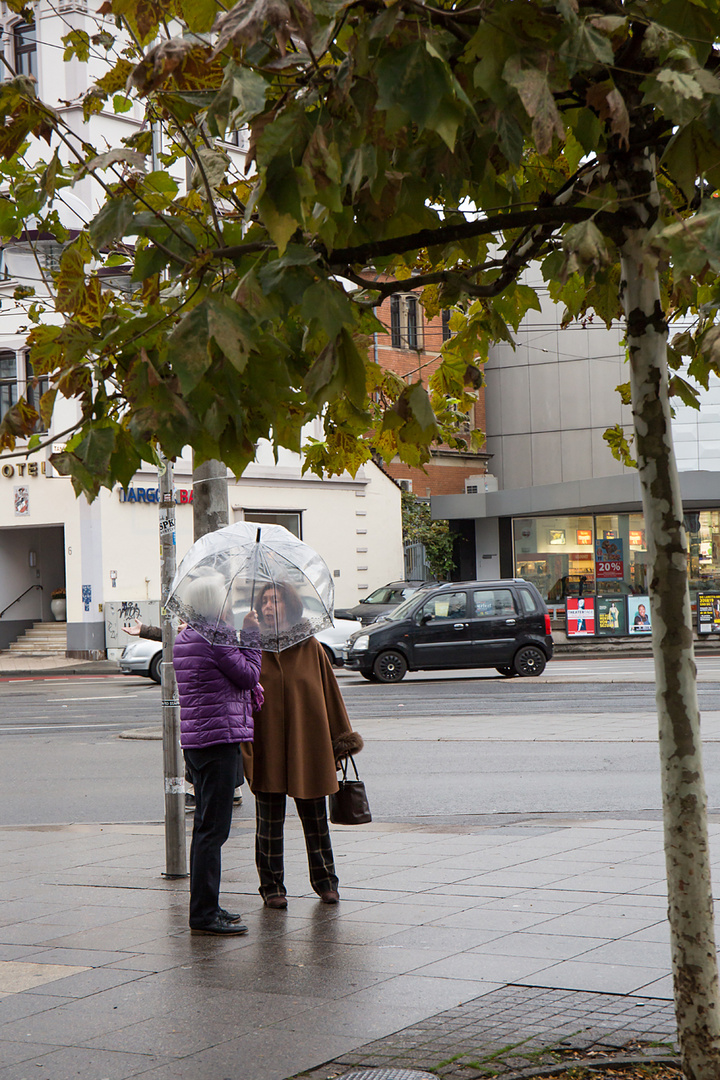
173;626;263;749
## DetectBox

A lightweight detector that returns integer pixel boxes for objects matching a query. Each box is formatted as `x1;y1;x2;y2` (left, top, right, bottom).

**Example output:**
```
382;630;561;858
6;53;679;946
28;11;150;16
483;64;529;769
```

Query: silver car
119;617;363;683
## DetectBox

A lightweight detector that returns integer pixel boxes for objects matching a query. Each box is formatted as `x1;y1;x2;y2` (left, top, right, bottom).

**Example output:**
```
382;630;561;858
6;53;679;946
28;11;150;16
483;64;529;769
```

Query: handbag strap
339;754;360;781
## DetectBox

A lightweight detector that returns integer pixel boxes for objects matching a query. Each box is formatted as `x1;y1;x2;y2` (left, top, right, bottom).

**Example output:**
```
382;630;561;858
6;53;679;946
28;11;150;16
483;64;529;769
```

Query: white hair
183;574;225;618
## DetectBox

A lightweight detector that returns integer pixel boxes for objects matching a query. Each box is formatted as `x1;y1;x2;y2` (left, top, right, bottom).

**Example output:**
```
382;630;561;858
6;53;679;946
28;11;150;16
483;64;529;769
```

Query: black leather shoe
219;908;242;923
320;890;339;904
190;918;248;936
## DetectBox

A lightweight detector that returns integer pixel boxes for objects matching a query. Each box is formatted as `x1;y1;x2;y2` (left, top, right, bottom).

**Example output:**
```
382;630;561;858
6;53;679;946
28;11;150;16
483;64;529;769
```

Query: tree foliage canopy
0;0;719;496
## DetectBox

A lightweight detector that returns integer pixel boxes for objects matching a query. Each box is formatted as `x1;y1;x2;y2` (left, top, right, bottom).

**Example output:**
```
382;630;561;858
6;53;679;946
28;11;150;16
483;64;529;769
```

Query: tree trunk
192;457;229;541
620;153;720;1080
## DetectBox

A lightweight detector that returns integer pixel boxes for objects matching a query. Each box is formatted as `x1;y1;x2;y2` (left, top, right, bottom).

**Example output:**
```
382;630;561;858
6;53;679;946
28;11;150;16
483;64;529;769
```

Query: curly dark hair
255;582;304;626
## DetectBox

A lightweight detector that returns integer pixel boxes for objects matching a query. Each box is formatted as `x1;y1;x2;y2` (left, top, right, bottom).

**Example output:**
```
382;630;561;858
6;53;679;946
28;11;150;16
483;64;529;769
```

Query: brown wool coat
242;637;355;800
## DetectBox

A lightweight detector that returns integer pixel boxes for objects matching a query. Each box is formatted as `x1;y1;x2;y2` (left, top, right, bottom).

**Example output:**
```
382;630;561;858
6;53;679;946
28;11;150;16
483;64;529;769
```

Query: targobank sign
117;486;193;504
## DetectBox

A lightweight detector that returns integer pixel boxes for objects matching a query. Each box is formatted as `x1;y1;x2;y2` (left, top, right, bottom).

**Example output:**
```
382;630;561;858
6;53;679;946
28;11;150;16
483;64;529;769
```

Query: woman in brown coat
242;582;363;909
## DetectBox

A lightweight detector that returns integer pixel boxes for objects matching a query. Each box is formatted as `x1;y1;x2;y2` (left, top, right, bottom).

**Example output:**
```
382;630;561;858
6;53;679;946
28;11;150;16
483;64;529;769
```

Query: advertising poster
628;595;652;634
595;537;624;580
596;596;627;636
566;596;596;636
697;594;720;634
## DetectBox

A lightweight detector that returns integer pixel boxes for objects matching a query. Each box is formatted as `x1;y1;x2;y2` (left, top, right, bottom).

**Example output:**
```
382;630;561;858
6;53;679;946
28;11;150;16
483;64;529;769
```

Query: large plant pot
50;598;66;622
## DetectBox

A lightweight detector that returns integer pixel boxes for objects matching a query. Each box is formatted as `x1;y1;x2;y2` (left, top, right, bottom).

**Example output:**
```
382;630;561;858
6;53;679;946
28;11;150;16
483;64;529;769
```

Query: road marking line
0;723;152;733
45;694;145;702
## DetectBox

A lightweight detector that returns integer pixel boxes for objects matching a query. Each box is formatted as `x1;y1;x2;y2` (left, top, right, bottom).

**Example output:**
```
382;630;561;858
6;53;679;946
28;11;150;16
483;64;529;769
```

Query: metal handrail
0;584;43;619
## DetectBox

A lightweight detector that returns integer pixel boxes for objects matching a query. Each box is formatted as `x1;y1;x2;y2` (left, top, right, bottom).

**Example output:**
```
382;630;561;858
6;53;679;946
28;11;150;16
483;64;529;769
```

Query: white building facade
0;441;402;656
0;4;404;656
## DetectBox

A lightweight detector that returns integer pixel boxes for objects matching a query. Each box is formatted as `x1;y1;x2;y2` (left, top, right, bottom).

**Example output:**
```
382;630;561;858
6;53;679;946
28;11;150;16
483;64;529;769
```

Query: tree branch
324;206;626;266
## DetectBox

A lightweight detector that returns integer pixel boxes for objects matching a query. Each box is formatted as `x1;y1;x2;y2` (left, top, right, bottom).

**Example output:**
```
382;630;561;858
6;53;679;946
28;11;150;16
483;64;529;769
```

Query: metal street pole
159;453;187;878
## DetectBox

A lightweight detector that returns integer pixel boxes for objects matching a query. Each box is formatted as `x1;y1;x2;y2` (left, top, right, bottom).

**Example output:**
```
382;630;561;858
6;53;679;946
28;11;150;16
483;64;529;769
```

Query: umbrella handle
249;528;262;611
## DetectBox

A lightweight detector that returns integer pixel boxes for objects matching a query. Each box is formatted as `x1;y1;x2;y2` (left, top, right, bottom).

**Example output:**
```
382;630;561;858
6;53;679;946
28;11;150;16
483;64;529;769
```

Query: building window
0;350;17;422
389;294;423;349
26;357;49;432
13;21;37;79
406;297;418;349
442;309;452;341
390;296;401;348
241;510;302;538
224;129;249;151
0;350;48;432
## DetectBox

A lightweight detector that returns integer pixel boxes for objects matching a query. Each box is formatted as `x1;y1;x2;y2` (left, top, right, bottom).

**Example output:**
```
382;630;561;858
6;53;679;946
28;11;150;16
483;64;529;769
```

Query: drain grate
341;1071;437;1080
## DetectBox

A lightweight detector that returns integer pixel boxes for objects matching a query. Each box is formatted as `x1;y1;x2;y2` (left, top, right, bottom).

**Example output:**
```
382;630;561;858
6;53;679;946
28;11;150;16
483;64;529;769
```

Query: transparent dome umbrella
167;521;334;651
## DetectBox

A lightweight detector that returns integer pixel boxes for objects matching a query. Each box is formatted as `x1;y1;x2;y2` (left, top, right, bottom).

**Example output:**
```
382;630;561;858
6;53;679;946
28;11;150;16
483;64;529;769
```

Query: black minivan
343;579;553;682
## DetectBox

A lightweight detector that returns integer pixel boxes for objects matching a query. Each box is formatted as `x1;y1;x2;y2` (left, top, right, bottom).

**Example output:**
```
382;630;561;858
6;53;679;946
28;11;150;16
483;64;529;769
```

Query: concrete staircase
5;621;68;656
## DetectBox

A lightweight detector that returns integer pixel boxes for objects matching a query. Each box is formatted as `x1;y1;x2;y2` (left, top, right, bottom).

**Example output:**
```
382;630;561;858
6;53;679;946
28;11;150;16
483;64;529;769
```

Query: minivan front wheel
373;650;408;683
513;646;546;677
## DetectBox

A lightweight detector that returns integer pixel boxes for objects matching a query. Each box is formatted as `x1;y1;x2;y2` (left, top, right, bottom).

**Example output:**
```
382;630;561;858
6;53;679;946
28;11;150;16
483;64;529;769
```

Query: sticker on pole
165;777;184;794
159;518;175;536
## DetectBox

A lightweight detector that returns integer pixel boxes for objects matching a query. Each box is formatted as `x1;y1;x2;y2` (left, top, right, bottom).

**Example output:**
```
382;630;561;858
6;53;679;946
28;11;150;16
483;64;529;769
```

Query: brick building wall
370;289;489;497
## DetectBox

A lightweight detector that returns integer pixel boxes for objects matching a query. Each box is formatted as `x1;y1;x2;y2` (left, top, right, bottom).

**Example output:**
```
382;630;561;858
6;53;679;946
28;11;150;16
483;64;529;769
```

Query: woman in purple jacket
173;578;262;936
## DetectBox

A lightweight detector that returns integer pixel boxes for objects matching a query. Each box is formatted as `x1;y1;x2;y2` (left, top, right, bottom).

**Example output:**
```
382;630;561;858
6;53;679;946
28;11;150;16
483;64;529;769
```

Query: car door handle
505;619;516;625
453;623;467;629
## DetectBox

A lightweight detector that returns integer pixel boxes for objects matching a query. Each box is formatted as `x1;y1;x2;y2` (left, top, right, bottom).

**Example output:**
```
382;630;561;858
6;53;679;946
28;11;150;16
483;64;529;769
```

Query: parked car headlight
352;635;370;652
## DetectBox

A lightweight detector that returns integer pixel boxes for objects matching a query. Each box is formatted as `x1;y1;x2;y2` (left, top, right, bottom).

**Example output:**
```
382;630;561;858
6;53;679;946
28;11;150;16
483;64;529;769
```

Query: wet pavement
0;806;691;1080
0;652;706;1079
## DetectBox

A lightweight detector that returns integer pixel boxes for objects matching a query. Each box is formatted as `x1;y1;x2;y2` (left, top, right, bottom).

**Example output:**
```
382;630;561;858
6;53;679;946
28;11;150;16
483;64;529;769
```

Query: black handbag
329;755;372;825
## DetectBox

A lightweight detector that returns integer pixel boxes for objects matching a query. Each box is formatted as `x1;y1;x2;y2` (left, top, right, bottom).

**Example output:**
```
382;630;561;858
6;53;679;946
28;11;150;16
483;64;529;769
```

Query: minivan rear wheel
496;665;517;677
513;646;546;677
373;650;408;683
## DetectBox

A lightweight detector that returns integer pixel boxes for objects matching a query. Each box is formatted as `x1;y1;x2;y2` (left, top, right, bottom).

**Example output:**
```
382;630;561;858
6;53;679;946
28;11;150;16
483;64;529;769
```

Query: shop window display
514;515;595;601
514;510;720;614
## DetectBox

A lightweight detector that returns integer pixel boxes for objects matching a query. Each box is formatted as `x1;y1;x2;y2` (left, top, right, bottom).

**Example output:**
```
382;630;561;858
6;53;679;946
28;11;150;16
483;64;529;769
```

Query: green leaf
669;373;701;409
89;196;136;249
376;42;469;150
662;121;720;200
190;147;230;191
75;425;117;474
560;20;614;78
604;424;636;468
168;301;215;394
62;29;90;62
113;94;133;114
206;295;252;371
300;281;354;339
503;58;564;155
181;0;217;32
641;68;709;125
257;194;301;256
208;63;269;134
561;220;610;279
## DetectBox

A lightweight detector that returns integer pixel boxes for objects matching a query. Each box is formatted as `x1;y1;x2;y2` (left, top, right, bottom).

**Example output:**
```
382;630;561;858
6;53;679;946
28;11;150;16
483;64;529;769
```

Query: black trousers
254;792;338;900
185;748;243;788
184;743;239;927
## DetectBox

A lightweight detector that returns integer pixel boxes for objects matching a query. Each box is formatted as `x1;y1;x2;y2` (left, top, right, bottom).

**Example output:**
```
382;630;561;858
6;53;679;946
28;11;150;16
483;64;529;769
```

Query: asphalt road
1;658;720;826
